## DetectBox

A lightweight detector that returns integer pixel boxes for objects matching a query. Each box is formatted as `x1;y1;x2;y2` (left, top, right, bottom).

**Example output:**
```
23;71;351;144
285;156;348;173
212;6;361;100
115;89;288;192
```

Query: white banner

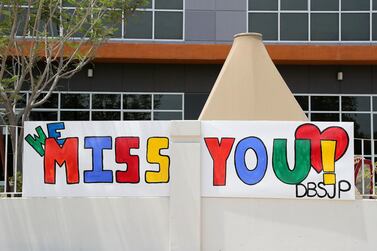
23;121;171;197
23;121;354;199
201;121;354;200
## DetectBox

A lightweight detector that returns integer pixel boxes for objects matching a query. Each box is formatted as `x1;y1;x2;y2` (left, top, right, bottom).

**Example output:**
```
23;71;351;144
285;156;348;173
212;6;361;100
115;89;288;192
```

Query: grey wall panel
216;11;247;41
184;93;210;119
339;66;373;94
277;65;310;93
373;66;377;94
186;0;215;10
184;65;221;93
185;11;216;41
122;64;155;92
57;65;93;91
309;66;341;93
153;64;185;92
91;64;124;91
215;0;247;11
57;64;376;96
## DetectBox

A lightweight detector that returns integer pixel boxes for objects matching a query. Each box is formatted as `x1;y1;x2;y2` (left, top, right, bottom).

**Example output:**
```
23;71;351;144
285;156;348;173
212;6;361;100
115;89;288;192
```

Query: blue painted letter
235;137;268;185
84;136;113;183
47;122;65;145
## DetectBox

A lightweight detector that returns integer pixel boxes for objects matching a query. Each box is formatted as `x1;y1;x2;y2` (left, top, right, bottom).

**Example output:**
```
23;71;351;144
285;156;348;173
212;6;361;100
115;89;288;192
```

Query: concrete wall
1;121;377;250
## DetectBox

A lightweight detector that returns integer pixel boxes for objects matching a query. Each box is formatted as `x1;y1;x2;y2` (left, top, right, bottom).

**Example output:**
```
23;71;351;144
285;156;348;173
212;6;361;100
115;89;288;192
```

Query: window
311;13;339;41
248;13;278;40
7;92;184;121
248;0;377;42
8;1;184;41
124;0;184;40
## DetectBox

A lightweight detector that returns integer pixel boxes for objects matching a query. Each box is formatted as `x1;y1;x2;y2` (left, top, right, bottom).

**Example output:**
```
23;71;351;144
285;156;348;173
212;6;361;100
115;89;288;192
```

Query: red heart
295;123;349;173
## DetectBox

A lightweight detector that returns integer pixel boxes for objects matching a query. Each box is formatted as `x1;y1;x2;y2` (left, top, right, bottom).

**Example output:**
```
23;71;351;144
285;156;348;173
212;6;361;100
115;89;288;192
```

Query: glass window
62;0;77;7
374;0;377;10
154;94;182;110
155;0;183;10
373;97;377;111
124;112;151;120
15;93;27;108
154;112;182;120
125;11;153;39
29;111;57;121
249;0;278;10
342;96;370;111
155;12;183;39
311;0;339;11
373;14;377;41
35;93;58;109
311;14;339;41
281;14;308;41
363;140;371;155
311;113;340;121
342;113;371;139
311;96;339;111
92;111;121;120
248;13;278;40
341;14;370;41
294;96;309;111
61;94;90;109
104;10;122;38
62;9;91;38
92;94;121;109
281;0;307;10
354;139;371;155
373;114;377;139
342;0;369;11
124;94;151;109
60;111;89;121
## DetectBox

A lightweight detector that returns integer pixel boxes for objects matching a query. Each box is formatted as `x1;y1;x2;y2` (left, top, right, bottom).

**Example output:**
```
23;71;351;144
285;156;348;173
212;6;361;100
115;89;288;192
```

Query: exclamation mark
321;140;337;185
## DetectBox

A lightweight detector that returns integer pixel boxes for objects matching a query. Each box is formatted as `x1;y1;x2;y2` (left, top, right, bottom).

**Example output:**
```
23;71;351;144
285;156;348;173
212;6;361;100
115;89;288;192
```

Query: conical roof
199;33;308;121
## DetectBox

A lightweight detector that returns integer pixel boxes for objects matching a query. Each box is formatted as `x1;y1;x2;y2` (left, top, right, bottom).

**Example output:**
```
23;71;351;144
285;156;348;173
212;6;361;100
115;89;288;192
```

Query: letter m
44;138;79;184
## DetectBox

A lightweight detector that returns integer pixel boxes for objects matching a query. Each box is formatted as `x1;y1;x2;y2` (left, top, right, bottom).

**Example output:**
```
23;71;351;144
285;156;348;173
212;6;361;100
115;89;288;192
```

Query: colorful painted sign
23;121;171;197
23;121;354;199
201;121;354;200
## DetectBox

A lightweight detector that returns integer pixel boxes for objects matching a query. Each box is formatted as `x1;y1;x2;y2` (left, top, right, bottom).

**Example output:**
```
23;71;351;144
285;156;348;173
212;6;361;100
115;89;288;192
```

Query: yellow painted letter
146;137;170;183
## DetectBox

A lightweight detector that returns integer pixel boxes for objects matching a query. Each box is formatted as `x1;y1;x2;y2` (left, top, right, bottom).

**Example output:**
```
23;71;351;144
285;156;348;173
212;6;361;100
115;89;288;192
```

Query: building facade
5;0;377;156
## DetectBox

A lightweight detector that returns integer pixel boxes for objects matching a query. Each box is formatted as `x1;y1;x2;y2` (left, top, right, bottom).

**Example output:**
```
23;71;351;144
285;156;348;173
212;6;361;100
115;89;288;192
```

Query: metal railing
0;125;22;197
0;126;375;198
354;138;376;198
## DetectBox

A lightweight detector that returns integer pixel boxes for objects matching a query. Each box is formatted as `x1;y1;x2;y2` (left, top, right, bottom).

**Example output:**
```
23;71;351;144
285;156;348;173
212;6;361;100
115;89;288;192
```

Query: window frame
247;0;377;43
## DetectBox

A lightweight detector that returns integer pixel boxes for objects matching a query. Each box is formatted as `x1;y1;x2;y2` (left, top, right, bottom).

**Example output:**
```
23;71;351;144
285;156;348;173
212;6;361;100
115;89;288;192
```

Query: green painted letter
272;139;311;185
25;126;47;156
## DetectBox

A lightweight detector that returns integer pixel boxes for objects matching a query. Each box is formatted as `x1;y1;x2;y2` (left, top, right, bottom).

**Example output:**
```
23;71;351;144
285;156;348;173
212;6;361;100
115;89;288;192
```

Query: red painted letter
115;137;140;183
204;138;235;186
44;138;79;184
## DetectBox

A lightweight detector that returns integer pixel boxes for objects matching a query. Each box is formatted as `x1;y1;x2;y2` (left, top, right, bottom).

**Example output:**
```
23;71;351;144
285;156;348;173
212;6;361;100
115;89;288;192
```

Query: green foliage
0;0;149;40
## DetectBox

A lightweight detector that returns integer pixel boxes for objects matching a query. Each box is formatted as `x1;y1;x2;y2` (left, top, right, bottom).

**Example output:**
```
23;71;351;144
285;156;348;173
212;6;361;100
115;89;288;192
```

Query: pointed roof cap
199;33;308;121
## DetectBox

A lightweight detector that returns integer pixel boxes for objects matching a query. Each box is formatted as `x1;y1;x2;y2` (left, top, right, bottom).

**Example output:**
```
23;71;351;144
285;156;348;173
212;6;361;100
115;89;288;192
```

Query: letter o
234;137;268;185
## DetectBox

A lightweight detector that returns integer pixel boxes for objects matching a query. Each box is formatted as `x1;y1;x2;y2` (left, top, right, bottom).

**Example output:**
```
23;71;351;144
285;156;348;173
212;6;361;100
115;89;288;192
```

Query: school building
12;0;377;155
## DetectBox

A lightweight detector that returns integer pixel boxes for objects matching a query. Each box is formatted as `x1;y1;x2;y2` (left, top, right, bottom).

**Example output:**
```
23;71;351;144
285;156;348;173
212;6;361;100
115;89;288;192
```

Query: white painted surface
0;198;169;251
202;199;377;251
0;198;376;250
169;121;201;251
5;121;376;250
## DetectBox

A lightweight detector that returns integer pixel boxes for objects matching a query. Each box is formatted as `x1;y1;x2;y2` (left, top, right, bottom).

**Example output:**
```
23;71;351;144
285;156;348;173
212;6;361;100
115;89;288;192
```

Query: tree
0;0;147;189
